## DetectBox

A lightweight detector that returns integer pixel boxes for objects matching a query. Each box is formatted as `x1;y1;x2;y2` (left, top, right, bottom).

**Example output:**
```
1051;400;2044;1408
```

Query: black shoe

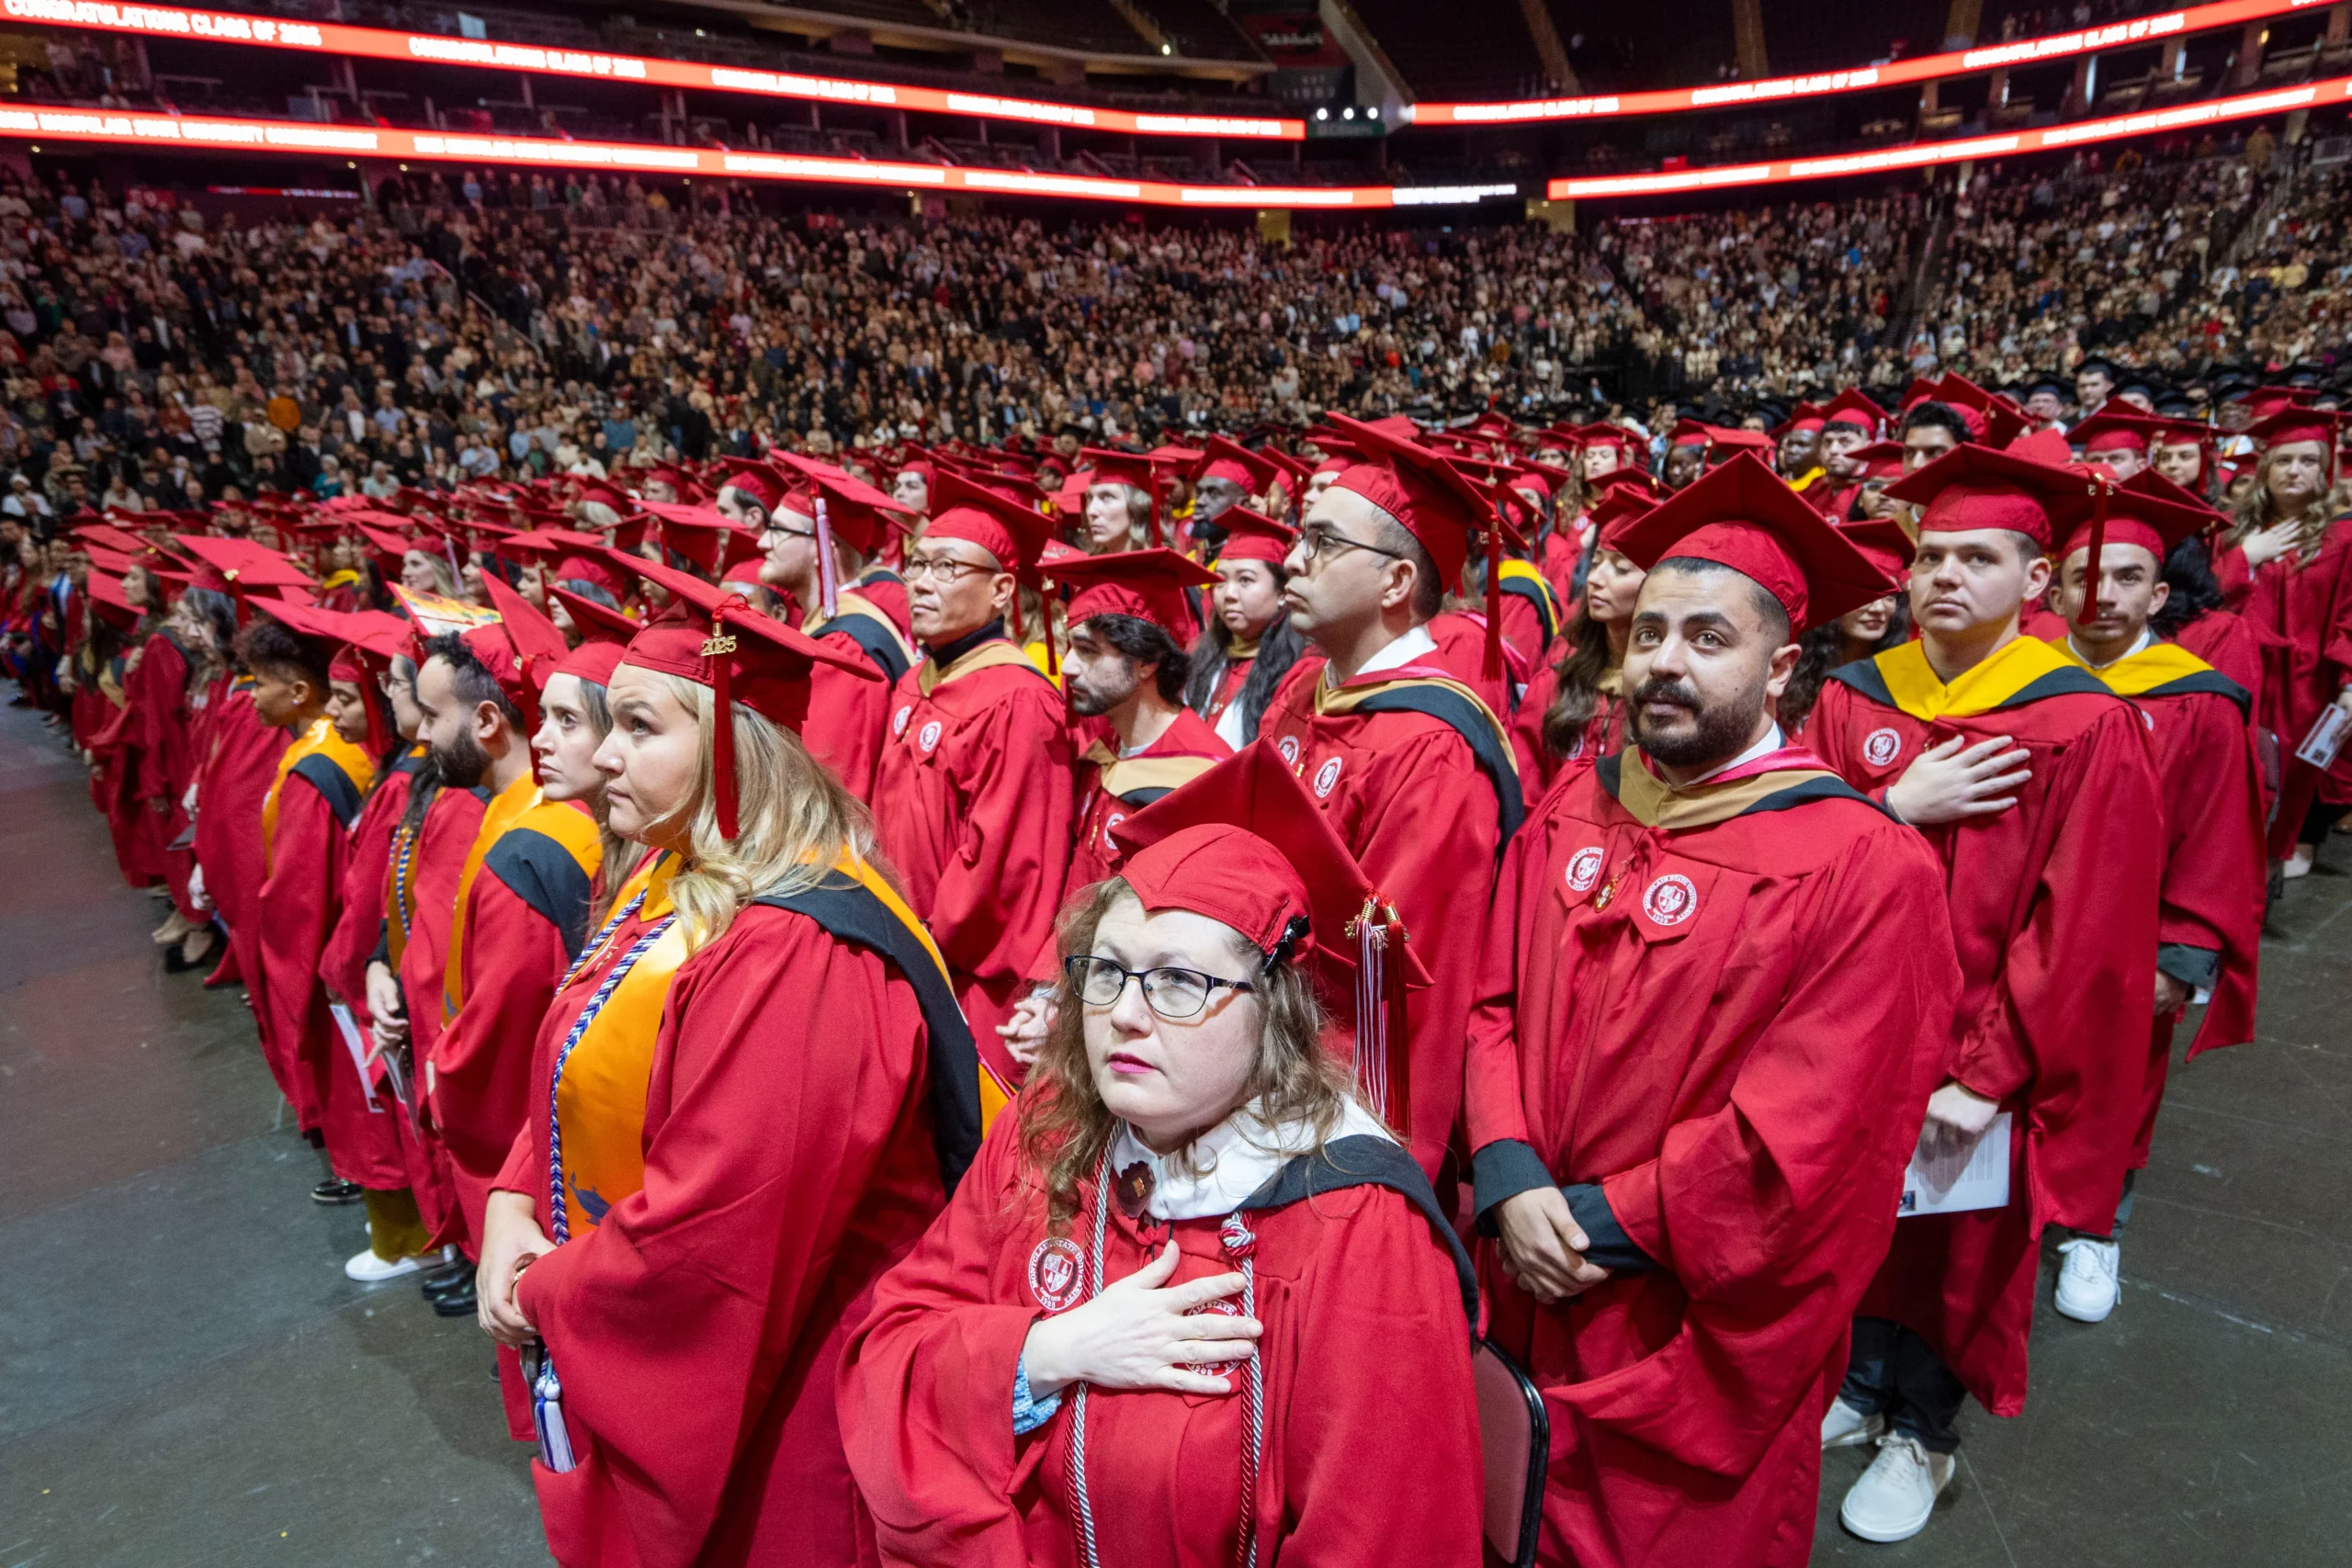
311;1177;365;1205
421;1263;473;1299
429;1277;480;1317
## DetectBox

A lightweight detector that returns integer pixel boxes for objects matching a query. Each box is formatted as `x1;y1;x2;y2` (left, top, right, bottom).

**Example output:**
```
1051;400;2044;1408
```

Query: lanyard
1063;1145;1265;1568
545;891;667;1247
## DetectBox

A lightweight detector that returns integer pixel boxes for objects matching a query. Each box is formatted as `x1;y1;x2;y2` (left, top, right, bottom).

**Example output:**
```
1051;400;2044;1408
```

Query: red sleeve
515;910;929;1566
1962;705;2162;1231
1588;827;1960;1474
1349;729;1503;1177
254;781;350;1070
431;874;572;1184
837;1123;1043;1568
2157;696;2266;1055
1273;1193;1484;1566
1464;807;1550;1158
924;686;1077;991
2211;542;2252;608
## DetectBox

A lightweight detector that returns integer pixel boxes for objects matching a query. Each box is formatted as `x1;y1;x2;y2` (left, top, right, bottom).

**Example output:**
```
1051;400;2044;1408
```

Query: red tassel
2074;475;2109;628
703;607;741;840
1481;509;1503;682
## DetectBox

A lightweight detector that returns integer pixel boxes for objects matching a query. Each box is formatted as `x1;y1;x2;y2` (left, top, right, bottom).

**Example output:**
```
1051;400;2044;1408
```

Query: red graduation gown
872;638;1076;1077
193;677;282;986
500;881;947;1568
432;776;602;1255
399;781;492;1247
2052;638;2266;1164
2215;528;2352;847
120;632;201;919
838;1120;1484;1568
1057;706;1231;924
256;720;394;1183
1508;661;1625;805
1463;749;1958;1568
316;746;426;1191
797;591;916;803
1808;637;2162;1413
1257;649;1520;1179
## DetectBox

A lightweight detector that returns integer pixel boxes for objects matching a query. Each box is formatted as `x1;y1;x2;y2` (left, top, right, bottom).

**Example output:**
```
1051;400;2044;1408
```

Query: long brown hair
1013;878;1350;1235
2227;444;2336;566
1539;611;1618;763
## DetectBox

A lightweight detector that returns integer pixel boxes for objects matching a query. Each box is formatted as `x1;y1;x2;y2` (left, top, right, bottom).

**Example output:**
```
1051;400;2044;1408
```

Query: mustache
1630;675;1701;711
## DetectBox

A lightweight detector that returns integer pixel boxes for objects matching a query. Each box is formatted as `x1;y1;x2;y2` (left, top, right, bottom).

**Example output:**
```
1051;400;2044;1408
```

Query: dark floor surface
0;701;2346;1567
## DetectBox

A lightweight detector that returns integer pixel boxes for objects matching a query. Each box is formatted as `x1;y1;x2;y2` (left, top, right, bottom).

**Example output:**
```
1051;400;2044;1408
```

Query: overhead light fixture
1315;107;1329;120
1368;106;1381;119
1342;107;1355;119
1159;42;1171;54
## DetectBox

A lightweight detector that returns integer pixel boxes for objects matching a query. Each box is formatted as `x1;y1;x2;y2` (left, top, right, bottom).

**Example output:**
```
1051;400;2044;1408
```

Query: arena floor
1;698;2346;1568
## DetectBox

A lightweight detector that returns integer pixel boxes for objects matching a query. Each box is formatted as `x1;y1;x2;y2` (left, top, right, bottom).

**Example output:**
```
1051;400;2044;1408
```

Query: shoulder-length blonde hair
647;671;879;953
1013;877;1351;1234
2227;443;2337;566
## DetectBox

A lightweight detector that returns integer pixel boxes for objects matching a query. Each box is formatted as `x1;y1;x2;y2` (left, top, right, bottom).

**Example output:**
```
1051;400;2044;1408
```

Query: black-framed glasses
760;522;816;545
902;556;996;584
1064;954;1254;1021
1296;524;1411;566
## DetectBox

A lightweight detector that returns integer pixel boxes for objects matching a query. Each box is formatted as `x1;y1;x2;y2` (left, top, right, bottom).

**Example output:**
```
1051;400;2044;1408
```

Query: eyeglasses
1295;524;1411;566
759;523;816;545
902;556;998;584
1064;954;1254;1021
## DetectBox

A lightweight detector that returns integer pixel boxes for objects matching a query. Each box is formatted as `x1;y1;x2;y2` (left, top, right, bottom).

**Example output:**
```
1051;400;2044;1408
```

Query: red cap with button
1047;547;1217;645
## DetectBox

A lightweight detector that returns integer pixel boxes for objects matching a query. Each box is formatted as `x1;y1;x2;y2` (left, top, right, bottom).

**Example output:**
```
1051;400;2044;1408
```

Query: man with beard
416;620;600;1317
992;547;1230;1068
1258;413;1524;1182
1773;403;1827;488
1805;437;2162;1543
1464;454;1958;1568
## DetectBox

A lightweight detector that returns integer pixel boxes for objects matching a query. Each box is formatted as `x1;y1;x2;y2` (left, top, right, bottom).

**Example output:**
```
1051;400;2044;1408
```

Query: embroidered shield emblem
1313;757;1344;797
1642;873;1699;928
1863;727;1902;767
892;705;913;738
1565;846;1605;894
1028;1237;1086;1312
918;720;944;753
1276;735;1302;765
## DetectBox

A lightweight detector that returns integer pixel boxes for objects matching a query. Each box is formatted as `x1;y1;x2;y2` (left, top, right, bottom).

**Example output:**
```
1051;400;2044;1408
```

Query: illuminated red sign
1421;0;2329;123
0;0;1305;140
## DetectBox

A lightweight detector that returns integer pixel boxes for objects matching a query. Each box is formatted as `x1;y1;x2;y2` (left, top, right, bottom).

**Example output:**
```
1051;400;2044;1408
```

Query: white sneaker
2055;1235;2121;1322
1822;1396;1885;1450
2283;845;2315;880
345;1247;424;1282
1840;1435;1956;1543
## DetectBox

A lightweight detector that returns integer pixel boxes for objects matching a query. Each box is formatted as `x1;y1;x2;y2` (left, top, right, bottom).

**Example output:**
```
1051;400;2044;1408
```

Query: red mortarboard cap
642;501;763;577
1838;518;1917;580
551;552;627;604
713;457;797;515
1849;441;1908;481
2052;481;2217;562
1885;433;2088;550
2246;406;2349;454
2069;410;2167;457
1931;375;2033;447
173;534;317;591
1194;434;1288;495
1107;740;1430;1127
85;570;141;631
1820;389;1889;434
1505;467;1551;501
552;639;627;688
1588;467;1670;501
769;452;920;558
549;582;639;646
1047;547;1217;645
2121;468;2227;518
82;543;138;574
1212;506;1299;567
574;478;635;515
481;574;571;688
1319;412;1491;588
1771;402;1827;437
924;471;1057;578
1591;488;1657;554
641;463;706;502
1610;451;1896;634
618;596;880;838
1081;447;1159;494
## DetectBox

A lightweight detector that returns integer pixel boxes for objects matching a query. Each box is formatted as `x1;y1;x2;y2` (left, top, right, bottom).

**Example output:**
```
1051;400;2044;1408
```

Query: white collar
1329;624;1439;689
1675;721;1786;787
1109;1096;1394;1222
2067;626;2154;670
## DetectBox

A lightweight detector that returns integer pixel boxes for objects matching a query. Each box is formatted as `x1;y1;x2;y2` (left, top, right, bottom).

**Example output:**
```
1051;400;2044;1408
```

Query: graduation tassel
1481;502;1505;683
1348;896;1410;1134
814;495;841;621
702;608;742;840
2074;473;2109;629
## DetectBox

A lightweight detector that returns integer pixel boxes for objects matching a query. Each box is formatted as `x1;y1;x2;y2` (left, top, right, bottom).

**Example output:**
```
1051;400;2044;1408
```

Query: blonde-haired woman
2216;411;2352;875
475;602;987;1568
841;742;1483;1567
